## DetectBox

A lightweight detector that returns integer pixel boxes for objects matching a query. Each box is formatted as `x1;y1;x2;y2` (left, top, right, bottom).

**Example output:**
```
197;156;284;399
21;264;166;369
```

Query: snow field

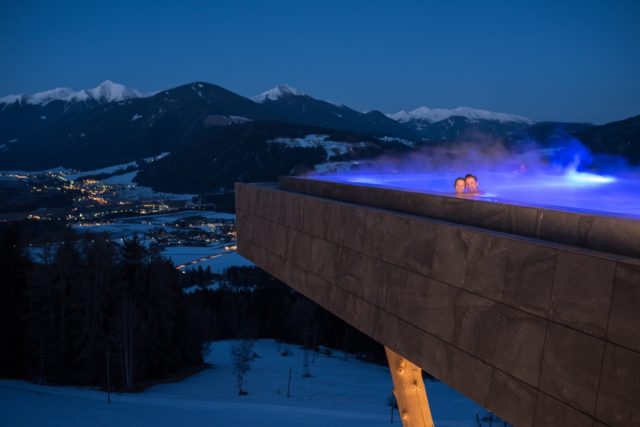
0;340;483;426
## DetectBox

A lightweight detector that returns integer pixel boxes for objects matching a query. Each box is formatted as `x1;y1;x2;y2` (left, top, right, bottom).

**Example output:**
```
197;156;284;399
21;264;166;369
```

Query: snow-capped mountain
71;80;148;103
3;79;611;179
0;81;416;171
388;106;535;125
253;84;305;103
0;80;149;106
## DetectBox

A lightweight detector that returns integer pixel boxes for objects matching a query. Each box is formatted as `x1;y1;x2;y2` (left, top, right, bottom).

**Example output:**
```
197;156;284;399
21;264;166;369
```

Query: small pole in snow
286;367;292;398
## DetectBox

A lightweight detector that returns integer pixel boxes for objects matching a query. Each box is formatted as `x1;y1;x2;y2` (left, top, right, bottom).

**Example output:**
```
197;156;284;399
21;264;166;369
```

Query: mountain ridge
2;80;535;126
1;80;637;186
388;105;534;125
0;80;149;106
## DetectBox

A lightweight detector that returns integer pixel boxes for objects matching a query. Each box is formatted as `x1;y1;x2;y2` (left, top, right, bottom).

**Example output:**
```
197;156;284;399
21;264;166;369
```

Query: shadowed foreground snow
0;340;483;426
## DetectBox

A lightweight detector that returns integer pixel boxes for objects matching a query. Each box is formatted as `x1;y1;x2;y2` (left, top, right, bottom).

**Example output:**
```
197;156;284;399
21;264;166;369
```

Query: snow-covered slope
388;106;534;125
254;84;305;102
0;80;149;106
20;88;76;105
0;339;484;426
266;134;373;160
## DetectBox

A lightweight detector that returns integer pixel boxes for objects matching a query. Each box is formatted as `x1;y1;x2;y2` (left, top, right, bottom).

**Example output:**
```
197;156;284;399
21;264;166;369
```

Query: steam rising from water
308;134;640;218
564;161;616;185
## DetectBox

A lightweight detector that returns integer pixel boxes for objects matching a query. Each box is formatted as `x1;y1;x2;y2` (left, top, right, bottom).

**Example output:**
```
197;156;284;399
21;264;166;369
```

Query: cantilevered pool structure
235;174;640;427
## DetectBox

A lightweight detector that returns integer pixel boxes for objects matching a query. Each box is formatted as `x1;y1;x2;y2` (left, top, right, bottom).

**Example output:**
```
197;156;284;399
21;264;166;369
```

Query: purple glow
307;139;640;218
306;136;640;218
564;169;616;185
310;171;639;218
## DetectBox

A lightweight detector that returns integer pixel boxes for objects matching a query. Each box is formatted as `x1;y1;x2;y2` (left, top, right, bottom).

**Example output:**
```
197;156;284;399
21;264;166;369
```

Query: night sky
1;0;639;124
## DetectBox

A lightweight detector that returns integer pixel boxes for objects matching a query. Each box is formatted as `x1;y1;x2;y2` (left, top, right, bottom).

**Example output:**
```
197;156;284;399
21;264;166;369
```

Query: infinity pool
309;171;640;219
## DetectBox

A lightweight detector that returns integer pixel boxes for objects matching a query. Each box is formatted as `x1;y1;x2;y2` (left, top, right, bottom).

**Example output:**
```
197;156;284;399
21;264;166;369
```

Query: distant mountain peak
0;80;149;106
83;80;147;103
0;94;23;105
254;84;305;103
388;105;534;125
0;87;75;106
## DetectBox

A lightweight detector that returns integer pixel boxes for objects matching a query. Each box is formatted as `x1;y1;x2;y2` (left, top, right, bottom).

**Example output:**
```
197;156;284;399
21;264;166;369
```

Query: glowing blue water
311;170;640;219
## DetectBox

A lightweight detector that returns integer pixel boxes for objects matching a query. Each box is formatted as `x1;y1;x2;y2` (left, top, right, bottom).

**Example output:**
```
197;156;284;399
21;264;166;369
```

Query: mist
308;132;640;218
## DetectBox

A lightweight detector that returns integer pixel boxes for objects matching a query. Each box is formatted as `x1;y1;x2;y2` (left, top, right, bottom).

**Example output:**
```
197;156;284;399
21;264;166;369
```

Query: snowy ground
0;340;483;426
95;169;195;201
163;245;253;272
71;210;251;271
0;158;194;202
114;210;236;223
73;210;236;238
66;161;139;180
72;210;253;272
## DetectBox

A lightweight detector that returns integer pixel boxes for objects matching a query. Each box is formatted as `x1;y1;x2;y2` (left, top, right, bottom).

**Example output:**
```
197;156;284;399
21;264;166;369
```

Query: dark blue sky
1;0;639;123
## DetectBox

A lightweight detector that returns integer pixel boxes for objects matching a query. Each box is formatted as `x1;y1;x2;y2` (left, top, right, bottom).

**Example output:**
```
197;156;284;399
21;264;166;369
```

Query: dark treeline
1;220;385;391
0;222;205;390
188;267;386;364
179;265;216;287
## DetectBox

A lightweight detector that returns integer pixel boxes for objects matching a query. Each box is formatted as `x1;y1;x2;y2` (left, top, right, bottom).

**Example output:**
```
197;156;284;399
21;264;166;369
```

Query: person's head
465;174;478;193
454;177;466;194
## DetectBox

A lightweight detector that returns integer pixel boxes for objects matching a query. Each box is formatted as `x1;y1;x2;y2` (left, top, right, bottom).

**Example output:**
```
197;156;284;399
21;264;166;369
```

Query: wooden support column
386;347;435;427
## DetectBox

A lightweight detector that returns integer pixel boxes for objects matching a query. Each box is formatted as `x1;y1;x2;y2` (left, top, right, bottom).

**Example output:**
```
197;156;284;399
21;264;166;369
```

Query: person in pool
454;177;466;194
465;174;482;194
